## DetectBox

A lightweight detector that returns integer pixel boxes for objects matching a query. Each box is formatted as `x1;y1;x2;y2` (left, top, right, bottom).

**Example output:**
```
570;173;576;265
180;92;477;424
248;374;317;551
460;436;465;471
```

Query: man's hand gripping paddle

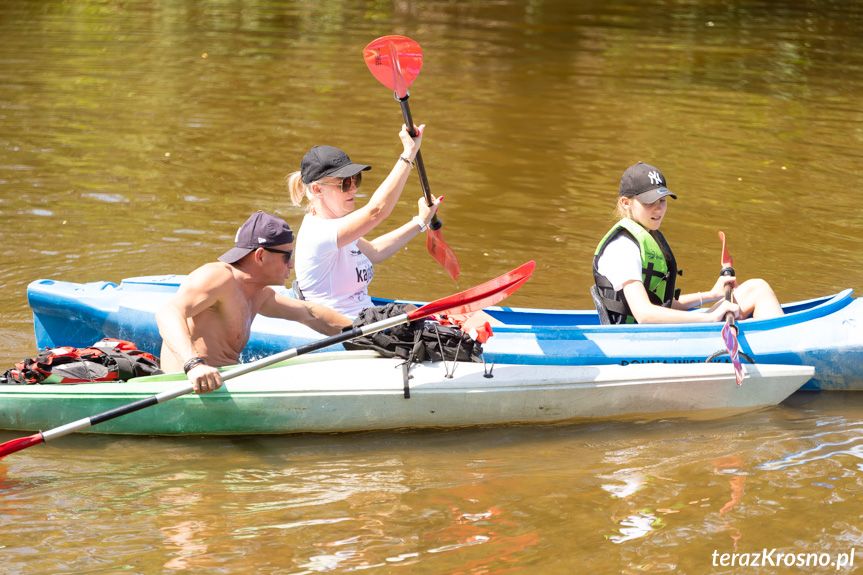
363;35;460;282
719;231;745;386
0;261;534;461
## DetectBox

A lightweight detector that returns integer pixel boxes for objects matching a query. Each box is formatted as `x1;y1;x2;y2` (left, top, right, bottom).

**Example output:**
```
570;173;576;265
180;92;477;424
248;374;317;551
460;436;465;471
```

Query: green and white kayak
0;351;814;436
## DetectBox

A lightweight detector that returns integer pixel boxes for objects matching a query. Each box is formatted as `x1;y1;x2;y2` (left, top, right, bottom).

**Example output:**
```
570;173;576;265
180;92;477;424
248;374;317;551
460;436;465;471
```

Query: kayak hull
0;352;813;435
26;275;861;391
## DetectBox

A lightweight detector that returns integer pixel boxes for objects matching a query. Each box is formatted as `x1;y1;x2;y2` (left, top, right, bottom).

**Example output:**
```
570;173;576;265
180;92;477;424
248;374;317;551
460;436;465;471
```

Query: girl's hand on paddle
711;299;741;322
417;194;440;226
188;364;223;394
399;123;424;160
709;274;738;300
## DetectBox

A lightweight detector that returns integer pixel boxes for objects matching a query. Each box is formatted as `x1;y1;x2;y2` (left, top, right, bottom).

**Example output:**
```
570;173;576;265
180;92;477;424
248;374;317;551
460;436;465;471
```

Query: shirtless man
156;210;351;394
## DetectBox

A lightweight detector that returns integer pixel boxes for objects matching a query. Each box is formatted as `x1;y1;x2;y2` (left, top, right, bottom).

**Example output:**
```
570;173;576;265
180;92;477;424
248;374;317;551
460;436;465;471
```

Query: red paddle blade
427;229;460;281
721;322;745;386
0;433;45;460
411;261;535;320
363;35;423;98
718;231;734;269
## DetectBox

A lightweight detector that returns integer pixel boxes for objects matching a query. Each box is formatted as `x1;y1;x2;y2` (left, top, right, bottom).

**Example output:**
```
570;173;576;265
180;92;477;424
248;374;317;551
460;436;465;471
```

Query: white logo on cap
648;171;663;186
258;237;267;244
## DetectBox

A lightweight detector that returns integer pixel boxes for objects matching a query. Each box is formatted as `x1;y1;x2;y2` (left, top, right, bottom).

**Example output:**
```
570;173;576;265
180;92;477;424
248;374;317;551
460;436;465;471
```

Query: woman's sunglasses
319;173;361;193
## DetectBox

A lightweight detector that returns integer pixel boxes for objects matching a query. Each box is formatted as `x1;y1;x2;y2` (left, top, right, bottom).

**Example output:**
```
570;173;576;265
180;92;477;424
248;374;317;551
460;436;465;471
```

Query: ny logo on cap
648;171;663;186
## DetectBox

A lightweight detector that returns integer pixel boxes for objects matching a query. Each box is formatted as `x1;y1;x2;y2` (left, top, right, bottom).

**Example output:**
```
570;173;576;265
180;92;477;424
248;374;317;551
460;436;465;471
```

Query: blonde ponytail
286;171;313;211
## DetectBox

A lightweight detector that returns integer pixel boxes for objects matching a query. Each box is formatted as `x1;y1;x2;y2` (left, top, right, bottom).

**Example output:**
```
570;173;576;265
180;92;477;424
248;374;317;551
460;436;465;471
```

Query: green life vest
592;218;680;324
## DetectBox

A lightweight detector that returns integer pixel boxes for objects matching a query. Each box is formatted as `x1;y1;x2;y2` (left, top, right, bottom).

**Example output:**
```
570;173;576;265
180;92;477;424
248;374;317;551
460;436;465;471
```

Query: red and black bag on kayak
343;303;484;363
1;338;162;385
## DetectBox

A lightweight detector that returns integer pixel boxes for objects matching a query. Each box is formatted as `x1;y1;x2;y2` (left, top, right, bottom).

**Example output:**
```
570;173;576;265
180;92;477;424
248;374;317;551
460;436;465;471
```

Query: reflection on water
3;0;863;572
601;454;753;546
757;427;863;471
714;455;749;516
1;396;863;572
157;482;209;571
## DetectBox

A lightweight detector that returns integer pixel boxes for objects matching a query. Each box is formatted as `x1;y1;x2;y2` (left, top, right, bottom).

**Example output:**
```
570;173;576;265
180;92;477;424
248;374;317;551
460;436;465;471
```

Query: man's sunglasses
263;247;293;264
319;173;361;193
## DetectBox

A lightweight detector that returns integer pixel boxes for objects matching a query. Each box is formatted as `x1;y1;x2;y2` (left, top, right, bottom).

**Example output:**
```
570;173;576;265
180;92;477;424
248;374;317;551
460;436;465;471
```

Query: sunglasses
263;247;293;264
319;173;361;193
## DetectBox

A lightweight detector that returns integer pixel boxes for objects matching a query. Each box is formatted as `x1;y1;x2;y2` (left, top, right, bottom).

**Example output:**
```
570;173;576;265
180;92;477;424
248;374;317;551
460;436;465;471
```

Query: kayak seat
590;285;612;325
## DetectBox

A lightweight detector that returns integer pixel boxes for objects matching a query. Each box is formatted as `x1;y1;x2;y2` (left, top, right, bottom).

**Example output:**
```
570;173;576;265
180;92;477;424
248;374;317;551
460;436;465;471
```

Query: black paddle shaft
397;92;442;231
720;265;738;334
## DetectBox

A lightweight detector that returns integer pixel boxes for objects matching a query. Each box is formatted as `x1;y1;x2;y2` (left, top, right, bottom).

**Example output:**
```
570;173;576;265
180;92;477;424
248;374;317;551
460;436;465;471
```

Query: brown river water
2;0;863;573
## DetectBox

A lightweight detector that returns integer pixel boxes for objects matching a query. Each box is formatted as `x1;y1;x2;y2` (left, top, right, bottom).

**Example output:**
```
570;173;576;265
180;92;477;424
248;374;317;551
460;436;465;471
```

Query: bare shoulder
172;262;238;306
183;262;236;290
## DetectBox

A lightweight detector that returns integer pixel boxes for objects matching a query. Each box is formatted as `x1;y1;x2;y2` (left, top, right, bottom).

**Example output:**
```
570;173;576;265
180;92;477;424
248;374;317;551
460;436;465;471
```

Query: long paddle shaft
398;96;441;231
363;35;460;281
718;231;744;385
0;261;535;460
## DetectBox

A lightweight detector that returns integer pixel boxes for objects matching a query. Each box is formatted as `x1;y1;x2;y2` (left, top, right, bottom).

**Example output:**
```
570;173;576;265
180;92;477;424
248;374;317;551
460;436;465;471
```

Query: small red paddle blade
363;35;423;98
718;231;734;269
0;433;45;460
721;322;745;386
427;229;460;281
411;261;535;319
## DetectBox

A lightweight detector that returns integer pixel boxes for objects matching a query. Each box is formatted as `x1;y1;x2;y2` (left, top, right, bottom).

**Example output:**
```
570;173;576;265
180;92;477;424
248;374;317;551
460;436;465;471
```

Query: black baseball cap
300;145;371;184
218;211;294;264
619;162;677;204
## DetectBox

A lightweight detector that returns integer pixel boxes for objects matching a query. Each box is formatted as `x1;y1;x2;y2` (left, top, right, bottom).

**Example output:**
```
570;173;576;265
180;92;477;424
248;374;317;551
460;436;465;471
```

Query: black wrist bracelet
183;357;206;374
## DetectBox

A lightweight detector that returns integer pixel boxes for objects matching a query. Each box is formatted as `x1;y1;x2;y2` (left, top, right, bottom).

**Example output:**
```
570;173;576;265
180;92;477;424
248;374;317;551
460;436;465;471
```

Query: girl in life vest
592;162;784;325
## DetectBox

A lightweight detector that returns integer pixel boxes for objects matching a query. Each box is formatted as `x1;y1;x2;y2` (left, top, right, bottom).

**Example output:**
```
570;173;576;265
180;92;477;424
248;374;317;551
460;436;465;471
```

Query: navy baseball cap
218;211;294;264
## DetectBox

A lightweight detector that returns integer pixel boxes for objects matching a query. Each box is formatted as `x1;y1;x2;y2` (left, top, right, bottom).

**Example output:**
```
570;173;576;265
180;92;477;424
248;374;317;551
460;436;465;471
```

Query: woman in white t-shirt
285;124;438;318
592;162;784;324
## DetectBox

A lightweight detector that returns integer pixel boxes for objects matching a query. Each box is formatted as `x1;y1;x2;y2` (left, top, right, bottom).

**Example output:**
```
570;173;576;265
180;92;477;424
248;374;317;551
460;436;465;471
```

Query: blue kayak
26;275;863;390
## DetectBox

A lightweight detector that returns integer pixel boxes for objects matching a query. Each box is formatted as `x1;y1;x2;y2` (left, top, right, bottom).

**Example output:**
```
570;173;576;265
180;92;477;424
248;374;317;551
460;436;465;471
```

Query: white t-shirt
294;214;374;318
595;235;643;292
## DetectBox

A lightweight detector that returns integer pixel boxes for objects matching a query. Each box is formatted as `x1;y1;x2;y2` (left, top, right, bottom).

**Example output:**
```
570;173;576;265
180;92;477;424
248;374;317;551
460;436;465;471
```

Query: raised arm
335;124;424;249
357;195;440;263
